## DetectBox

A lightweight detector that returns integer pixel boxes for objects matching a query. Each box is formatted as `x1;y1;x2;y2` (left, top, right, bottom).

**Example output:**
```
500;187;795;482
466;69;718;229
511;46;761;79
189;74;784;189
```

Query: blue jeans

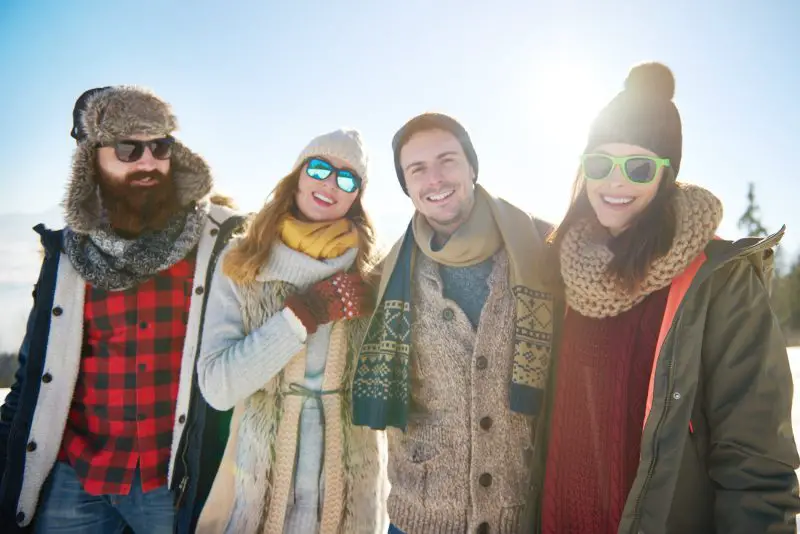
388;524;406;534
34;462;174;534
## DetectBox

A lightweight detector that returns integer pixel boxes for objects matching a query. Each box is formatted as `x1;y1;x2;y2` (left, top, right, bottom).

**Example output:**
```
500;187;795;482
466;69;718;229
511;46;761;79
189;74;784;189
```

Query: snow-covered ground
794;347;800;442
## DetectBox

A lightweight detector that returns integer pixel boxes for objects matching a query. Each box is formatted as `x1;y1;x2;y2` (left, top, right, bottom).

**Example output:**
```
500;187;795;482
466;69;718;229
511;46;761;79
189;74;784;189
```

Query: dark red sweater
541;287;669;534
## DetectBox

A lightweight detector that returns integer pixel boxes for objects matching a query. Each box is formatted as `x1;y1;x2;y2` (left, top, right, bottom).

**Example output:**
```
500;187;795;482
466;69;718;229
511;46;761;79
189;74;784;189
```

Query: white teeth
313;192;334;204
427;190;454;201
602;195;634;205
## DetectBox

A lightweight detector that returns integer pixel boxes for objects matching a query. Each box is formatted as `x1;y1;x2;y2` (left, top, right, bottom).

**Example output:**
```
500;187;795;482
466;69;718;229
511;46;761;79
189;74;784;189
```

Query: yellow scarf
279;216;359;259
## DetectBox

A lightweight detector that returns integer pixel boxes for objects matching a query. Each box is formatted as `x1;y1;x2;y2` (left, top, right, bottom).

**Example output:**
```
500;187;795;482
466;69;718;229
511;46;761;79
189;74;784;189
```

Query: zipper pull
174;476;189;509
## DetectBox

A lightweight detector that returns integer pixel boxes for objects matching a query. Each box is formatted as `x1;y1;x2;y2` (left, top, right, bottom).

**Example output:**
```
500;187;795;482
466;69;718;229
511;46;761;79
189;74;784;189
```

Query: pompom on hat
584;62;683;176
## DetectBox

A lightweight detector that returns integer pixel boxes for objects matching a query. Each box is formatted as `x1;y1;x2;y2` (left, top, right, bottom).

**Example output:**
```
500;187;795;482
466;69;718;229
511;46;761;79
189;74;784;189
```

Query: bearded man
0;86;243;534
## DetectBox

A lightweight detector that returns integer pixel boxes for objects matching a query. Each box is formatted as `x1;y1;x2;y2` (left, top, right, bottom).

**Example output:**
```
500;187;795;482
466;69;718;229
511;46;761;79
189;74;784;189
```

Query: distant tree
737;183;799;345
0;353;18;388
737;182;788;275
737;182;768;237
783;255;800;336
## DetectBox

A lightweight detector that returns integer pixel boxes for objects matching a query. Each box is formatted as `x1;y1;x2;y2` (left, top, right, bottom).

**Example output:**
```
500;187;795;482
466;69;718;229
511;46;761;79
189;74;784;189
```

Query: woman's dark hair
549;167;678;292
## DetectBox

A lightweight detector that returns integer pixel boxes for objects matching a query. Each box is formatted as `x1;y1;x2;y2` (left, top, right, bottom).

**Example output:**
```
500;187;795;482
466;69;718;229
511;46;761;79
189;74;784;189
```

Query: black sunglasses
305;157;362;193
99;136;175;163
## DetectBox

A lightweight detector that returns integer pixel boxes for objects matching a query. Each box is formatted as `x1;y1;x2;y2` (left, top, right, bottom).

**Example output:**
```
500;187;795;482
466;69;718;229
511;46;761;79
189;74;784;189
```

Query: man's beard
97;169;182;236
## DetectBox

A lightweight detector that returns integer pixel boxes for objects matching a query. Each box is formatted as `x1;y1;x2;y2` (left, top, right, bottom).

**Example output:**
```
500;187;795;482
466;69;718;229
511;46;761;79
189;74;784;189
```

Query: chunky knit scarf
560;184;723;318
63;201;209;291
353;185;556;430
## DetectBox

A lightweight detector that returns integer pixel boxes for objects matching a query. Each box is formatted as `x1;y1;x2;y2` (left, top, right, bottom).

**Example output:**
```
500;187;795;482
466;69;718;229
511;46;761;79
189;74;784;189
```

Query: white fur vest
197;255;389;534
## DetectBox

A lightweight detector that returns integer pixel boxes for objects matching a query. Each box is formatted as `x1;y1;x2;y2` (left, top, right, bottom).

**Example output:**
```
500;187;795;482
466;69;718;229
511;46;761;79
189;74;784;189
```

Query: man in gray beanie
352;112;561;533
0;86;243;534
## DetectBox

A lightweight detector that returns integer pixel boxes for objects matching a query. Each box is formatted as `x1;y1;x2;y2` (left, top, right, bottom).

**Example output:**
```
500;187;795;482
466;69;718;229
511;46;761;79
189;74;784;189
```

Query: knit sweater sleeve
197;255;305;411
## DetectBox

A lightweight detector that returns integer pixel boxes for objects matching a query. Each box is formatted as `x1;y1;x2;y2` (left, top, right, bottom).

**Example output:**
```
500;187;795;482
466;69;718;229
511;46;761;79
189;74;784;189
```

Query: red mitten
284;272;373;335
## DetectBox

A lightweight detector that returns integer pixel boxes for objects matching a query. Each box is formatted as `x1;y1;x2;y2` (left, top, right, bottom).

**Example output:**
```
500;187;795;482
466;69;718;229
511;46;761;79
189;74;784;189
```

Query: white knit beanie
291;128;369;186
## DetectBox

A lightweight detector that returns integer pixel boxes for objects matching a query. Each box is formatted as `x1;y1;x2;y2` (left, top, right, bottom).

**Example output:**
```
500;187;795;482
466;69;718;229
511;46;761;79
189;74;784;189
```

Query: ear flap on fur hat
64;85;213;233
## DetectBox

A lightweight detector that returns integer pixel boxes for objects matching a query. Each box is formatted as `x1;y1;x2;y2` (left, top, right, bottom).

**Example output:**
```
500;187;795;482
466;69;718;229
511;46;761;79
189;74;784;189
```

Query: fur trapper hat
64;85;213;233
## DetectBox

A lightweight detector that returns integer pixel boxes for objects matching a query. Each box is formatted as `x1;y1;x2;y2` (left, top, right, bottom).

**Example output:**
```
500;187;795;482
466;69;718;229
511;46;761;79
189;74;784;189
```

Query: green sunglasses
581;153;670;184
305;157;362;193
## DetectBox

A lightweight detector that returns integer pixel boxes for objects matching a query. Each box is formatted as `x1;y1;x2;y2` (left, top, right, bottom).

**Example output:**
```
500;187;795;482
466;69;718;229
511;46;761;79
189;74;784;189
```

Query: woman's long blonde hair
223;167;378;284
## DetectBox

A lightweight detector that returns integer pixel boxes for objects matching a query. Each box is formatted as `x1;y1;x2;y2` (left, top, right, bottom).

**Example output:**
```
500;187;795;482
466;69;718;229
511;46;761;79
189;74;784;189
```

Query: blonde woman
195;129;389;534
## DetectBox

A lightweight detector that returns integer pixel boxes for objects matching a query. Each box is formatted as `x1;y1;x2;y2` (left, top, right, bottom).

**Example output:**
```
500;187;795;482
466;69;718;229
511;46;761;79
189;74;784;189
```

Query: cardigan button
210;228;219;237
195;286;204;296
26;441;37;452
476;356;488;370
479;473;493;487
480;416;493;431
42;373;52;383
477;523;490;534
178;414;186;424
442;308;455;321
52;306;63;316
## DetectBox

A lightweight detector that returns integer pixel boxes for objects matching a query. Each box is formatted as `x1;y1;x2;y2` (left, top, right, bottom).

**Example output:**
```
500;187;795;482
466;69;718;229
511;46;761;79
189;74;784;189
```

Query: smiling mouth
129;177;160;187
426;189;455;203
601;195;635;206
312;191;335;206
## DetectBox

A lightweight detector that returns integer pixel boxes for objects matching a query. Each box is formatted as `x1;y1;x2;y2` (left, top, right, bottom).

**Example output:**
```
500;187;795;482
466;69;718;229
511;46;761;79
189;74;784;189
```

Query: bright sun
516;58;611;224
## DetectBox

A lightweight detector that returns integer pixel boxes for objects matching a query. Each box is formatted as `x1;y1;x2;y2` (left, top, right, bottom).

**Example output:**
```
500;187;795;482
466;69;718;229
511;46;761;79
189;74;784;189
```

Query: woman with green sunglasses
193;129;389;534
532;63;799;534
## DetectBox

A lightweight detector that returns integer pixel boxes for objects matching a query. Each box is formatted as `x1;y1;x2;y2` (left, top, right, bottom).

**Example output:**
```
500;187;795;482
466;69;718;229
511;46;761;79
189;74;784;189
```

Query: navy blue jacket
0;213;243;533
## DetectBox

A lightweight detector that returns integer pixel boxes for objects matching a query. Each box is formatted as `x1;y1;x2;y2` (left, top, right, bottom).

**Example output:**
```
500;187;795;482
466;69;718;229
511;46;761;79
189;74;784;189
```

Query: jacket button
479;473;492;487
52;306;63;316
442;308;455;321
195;286;204;295
476;356;488;370
16;511;24;523
477;523;490;534
210;228;219;237
26;441;37;452
480;416;493;431
178;414;186;424
42;373;52;383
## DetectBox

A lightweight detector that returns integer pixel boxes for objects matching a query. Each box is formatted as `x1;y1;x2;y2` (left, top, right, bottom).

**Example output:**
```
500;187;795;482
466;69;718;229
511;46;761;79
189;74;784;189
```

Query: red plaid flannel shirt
59;256;195;495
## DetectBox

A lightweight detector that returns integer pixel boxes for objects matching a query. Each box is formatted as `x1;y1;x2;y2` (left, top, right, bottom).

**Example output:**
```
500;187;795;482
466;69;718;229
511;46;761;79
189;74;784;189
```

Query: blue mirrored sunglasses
305;157;362;194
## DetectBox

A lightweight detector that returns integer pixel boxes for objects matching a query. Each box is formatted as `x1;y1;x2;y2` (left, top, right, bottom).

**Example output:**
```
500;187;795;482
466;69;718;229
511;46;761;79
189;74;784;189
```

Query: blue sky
1;0;799;260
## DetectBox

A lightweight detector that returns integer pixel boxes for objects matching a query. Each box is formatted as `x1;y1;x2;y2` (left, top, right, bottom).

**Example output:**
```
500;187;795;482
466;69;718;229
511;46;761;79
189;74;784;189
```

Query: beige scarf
412;186;503;266
356;185;557;420
560;184;723;318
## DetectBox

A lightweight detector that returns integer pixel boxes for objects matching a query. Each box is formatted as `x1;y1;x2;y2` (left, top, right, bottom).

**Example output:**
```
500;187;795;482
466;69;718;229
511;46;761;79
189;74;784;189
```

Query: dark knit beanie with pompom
584;62;683;176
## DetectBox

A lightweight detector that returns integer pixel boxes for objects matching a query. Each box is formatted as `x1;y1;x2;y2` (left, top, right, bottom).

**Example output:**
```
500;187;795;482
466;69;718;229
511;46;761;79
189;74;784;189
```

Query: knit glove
283;272;373;336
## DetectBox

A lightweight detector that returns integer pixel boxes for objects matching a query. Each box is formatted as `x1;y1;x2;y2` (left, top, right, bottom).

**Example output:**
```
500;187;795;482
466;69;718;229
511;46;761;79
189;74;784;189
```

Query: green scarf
352;186;557;430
